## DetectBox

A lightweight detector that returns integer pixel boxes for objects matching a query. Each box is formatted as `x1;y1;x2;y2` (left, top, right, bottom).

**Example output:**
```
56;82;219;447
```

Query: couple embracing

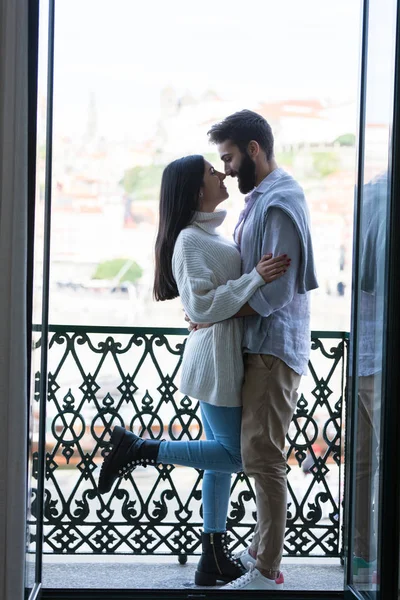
98;109;318;591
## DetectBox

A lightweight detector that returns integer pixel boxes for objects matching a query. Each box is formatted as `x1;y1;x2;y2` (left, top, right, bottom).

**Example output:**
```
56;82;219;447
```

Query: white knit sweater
172;210;265;406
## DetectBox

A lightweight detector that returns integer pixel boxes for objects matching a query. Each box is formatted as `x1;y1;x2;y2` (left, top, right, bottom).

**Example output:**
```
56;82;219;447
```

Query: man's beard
237;151;257;194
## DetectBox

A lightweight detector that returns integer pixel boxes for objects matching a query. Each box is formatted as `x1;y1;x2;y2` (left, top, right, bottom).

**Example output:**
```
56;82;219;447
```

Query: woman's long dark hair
153;155;205;301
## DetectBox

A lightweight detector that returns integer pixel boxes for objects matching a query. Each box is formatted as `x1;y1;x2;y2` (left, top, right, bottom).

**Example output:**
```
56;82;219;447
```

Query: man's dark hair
208;109;274;161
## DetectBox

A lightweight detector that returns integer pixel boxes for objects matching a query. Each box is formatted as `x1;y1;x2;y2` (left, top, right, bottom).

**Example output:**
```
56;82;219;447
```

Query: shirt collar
252;167;285;195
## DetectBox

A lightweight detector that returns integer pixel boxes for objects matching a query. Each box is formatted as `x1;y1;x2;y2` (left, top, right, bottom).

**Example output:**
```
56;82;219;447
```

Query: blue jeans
157;402;242;533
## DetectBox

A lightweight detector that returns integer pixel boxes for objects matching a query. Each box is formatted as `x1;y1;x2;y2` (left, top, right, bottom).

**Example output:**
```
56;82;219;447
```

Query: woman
98;155;289;586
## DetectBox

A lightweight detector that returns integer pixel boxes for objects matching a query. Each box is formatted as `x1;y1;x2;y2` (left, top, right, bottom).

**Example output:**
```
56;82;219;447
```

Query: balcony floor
40;556;344;592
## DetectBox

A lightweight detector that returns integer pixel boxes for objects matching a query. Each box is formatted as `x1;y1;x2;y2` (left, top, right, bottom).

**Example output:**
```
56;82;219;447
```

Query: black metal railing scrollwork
28;326;348;559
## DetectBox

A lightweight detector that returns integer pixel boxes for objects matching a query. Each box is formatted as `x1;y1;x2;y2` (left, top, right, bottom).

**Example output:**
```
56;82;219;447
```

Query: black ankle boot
98;426;162;494
194;532;247;586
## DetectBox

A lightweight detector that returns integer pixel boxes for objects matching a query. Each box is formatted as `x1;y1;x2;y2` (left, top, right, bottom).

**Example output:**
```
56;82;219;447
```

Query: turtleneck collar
192;210;227;235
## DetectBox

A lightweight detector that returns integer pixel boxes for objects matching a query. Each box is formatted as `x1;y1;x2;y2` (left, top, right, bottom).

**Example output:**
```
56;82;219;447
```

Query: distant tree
92;258;143;284
333;133;356;147
276;150;294;167
203;152;221;167
38;144;46;159
121;164;164;200
312;151;340;178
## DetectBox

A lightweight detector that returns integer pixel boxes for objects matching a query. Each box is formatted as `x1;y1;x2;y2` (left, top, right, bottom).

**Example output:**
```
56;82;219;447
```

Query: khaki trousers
241;354;301;573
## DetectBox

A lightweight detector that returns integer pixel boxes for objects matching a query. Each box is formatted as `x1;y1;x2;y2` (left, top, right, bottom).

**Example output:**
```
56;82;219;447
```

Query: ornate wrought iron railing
29;326;348;560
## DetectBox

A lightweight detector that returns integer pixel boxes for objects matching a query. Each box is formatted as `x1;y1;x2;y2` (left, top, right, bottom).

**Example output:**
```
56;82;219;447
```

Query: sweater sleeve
172;234;264;324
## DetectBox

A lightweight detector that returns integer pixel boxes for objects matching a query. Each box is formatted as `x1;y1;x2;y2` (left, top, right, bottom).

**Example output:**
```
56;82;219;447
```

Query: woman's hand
256;253;291;283
183;311;212;332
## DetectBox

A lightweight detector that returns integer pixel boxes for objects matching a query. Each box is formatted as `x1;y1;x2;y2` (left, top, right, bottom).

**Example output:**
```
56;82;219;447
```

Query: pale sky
37;0;394;140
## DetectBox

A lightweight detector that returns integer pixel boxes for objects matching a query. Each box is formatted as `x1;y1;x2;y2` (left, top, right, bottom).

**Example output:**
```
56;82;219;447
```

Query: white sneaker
233;548;256;570
221;563;284;590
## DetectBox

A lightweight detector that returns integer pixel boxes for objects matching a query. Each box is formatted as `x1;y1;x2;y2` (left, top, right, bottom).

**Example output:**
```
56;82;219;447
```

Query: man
352;171;387;587
206;110;318;590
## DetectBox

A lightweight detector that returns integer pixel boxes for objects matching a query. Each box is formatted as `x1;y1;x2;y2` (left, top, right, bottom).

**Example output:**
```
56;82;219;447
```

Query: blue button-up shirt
237;168;318;376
